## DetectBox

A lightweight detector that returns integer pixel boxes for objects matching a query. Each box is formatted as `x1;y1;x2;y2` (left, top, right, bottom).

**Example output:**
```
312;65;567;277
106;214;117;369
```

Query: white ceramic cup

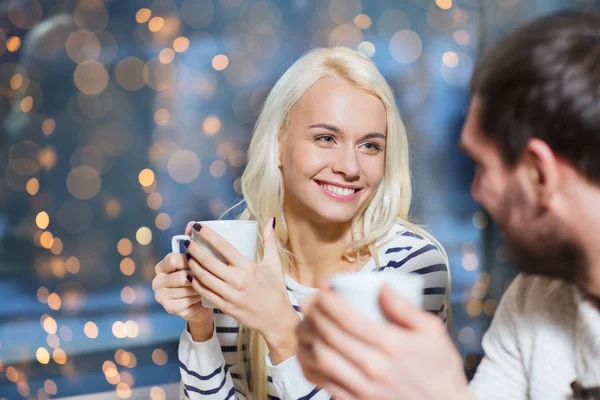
171;220;259;308
329;272;424;322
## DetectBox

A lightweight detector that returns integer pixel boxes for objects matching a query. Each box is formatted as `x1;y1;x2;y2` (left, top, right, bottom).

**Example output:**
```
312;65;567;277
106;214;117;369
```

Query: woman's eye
316;135;335;143
361;142;381;151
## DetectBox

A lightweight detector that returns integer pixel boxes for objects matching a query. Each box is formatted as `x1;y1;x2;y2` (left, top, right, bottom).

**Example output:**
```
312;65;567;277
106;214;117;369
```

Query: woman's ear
277;138;284;167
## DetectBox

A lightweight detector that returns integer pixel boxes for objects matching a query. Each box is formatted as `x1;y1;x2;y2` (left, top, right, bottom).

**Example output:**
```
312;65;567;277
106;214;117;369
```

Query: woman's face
280;77;387;225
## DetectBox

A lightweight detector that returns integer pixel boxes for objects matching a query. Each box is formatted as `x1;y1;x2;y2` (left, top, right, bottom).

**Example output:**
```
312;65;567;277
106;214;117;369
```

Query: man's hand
296;283;470;400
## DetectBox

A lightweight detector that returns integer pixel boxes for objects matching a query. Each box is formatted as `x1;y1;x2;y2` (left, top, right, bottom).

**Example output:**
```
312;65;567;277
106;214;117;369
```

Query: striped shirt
178;224;449;399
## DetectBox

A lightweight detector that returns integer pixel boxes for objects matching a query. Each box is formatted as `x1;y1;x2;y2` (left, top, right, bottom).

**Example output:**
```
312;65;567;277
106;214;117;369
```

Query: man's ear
524;138;560;206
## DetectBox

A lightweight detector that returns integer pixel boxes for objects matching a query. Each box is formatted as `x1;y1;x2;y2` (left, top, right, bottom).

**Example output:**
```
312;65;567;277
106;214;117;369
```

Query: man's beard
497;181;587;285
504;232;585;284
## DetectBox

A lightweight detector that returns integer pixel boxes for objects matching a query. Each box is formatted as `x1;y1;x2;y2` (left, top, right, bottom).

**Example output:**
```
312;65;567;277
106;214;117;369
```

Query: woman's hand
185;218;300;364
152;222;214;342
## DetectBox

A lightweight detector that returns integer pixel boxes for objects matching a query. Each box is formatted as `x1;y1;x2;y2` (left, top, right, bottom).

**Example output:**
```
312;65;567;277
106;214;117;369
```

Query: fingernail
185;253;191;261
272;217;276;229
193;223;202;232
187;274;193;283
183;240;190;248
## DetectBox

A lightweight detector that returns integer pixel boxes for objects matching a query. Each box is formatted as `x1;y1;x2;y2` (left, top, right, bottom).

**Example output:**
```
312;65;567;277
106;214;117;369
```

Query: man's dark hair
471;10;600;184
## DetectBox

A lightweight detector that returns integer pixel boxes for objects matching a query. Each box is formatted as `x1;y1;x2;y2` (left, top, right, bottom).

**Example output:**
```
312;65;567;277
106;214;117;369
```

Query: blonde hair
235;47;450;399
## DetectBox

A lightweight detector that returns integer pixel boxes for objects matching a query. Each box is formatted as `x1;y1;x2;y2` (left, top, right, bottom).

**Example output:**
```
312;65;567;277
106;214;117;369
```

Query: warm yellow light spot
39;147;57;170
173;37;190;53
20;96;33;112
103;360;117;373
27;178;40;195
136;8;151;23
47;334;60;349
105;199;121;218
483;298;498;316
36;348;50;364
43;317;57;334
148;17;165;32
42;118;56;135
155;213;171;230
6;366;19;382
151;349;168;366
116;382;131;398
106;372;120;385
354;14;372;29
10;73;23;90
442;51;459;68
73;61;109;96
125;353;137;369
136;227;152;245
120;287;136;304
7;36;21;52
47;293;61;310
44;379;58;395
37;287;49;303
117;239;133;256
124;320;139;338
471;282;487;299
203;116;221;135
138;169;155;187
153;109;169;125
50;237;63;255
150;386;166;400
158;48;175;64
466;299;483;317
36;211;50;229
147;192;163;210
17;381;29;397
436;0;452;9
84;321;98;338
40;231;55;249
112;321;126;339
66;256;80;274
120;258;135;276
212;54;229;71
50;258;66;278
53;348;67;364
115;349;126;365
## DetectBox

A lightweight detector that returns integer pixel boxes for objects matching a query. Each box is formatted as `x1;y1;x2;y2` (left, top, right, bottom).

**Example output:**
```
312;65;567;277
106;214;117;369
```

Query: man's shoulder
501;274;577;319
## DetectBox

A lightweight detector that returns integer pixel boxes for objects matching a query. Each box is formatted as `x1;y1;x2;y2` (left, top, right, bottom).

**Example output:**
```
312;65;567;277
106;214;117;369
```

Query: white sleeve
178;322;248;399
468;275;528;400
266;355;330;400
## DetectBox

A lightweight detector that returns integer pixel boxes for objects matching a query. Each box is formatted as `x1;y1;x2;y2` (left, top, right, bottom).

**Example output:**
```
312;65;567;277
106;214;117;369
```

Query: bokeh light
212;54;229;71
151;349;168;366
84;322;99;339
136;227;152;245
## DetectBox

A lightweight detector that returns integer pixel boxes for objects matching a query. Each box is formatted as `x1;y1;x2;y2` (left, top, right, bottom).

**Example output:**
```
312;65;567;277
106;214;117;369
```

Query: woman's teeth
320;184;357;197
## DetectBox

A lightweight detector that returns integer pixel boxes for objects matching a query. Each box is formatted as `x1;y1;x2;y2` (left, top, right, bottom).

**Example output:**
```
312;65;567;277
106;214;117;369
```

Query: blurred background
0;0;597;398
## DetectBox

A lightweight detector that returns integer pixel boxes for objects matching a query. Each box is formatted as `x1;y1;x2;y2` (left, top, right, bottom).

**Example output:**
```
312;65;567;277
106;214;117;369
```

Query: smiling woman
152;47;450;400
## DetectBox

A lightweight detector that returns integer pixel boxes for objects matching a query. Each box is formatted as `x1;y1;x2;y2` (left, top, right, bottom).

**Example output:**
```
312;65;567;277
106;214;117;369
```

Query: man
296;10;600;400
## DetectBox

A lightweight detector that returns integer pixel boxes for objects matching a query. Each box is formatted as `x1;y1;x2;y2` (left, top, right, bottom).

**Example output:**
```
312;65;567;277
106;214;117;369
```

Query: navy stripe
401;231;424;240
268;396;282;400
268;376;273;383
292;304;301;312
183;388;189;398
184;373;228;395
385;246;412;254
179;360;222;381
410;263;447;275
383;244;437;270
298;387;322;400
225;386;236;400
214;309;225;314
217;327;239;333
424;287;446;295
222;345;246;352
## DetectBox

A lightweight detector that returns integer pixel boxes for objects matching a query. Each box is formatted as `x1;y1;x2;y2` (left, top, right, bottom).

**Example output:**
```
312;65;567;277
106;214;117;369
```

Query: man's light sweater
469;274;600;399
